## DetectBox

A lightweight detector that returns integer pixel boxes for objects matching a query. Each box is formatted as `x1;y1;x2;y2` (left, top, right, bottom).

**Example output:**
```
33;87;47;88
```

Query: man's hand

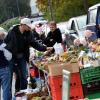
43;47;53;56
46;47;53;51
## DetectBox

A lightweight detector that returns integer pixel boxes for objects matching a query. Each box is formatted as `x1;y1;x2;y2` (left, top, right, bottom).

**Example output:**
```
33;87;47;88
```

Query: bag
53;43;64;55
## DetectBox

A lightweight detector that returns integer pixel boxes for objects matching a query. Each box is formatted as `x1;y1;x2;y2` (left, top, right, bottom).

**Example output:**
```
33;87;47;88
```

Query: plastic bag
53;43;64;55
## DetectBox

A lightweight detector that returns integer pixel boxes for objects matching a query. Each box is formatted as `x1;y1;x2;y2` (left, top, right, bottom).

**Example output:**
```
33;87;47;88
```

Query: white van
67;15;87;39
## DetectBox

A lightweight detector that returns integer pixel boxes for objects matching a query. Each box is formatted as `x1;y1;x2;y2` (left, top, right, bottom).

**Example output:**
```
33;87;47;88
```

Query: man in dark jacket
5;18;52;93
44;21;62;47
31;23;46;44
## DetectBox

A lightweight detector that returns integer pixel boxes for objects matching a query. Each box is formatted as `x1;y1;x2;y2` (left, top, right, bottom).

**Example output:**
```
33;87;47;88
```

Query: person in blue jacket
0;30;12;100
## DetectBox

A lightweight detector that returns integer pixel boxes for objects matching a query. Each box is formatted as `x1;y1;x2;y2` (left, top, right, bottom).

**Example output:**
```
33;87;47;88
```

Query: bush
0;17;20;31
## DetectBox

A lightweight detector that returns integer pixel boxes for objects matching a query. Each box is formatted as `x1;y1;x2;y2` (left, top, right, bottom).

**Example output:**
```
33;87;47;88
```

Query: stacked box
70;73;84;100
80;66;100;99
80;66;100;84
47;62;72;76
70;87;84;100
47;62;79;76
85;92;100;99
49;73;84;100
49;75;62;100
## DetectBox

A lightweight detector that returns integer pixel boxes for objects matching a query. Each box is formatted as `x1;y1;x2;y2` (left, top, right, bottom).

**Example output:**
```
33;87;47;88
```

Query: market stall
15;39;100;100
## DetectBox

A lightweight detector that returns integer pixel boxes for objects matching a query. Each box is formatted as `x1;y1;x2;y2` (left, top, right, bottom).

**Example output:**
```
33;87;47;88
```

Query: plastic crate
82;80;100;95
80;66;100;84
49;73;82;90
85;91;100;99
49;73;83;100
51;90;62;100
49;75;62;100
70;87;84;100
51;87;84;100
70;73;82;88
49;75;62;90
70;73;84;100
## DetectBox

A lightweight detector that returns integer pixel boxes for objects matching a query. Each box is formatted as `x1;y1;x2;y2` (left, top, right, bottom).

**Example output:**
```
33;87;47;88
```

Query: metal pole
62;70;71;100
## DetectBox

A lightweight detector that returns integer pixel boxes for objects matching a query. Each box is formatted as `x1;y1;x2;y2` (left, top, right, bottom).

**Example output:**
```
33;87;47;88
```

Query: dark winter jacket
0;40;9;68
44;28;62;47
5;25;47;62
32;30;46;44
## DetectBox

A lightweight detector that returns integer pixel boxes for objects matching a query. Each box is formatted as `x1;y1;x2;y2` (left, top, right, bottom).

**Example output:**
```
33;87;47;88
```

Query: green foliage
0;17;20;31
36;0;100;22
0;0;31;24
88;0;100;6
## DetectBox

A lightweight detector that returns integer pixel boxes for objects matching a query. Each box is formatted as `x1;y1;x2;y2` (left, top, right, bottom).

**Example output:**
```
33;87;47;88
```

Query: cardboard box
46;62;79;76
71;62;80;73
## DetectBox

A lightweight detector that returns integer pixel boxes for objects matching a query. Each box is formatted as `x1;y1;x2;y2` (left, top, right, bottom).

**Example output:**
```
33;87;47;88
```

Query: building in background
30;0;39;15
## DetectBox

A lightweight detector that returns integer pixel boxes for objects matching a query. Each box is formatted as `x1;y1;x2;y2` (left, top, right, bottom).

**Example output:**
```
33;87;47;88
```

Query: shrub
0;17;20;31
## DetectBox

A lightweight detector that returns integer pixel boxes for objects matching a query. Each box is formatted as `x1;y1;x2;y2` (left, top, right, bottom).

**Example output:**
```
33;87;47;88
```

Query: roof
89;3;100;11
68;15;87;21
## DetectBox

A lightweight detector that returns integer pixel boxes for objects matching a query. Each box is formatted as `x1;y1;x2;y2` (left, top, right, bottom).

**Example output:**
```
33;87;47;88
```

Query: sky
30;0;39;14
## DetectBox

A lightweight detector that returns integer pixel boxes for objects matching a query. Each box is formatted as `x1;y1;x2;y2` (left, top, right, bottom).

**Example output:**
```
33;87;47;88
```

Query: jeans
10;57;28;92
0;67;11;100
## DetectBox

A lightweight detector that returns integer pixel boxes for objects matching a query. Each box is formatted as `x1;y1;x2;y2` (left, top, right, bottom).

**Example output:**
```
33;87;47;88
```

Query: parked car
86;3;100;38
67;15;87;39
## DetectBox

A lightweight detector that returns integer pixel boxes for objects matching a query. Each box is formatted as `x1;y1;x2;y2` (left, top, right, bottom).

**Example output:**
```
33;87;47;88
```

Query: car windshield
76;16;87;30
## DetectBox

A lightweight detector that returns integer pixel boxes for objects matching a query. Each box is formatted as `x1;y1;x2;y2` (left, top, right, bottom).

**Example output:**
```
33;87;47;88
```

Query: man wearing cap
5;18;52;93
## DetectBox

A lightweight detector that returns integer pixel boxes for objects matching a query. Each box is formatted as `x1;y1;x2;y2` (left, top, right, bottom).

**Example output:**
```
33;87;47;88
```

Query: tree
82;0;88;13
36;0;100;22
0;0;31;24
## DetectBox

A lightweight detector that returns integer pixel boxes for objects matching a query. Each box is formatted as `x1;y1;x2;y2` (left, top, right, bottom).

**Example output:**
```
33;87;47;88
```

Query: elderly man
74;30;97;47
0;28;12;100
84;30;97;43
5;18;52;93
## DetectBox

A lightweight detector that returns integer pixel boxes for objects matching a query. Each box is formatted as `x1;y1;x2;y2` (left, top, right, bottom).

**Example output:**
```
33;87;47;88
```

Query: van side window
71;21;76;30
89;9;97;24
